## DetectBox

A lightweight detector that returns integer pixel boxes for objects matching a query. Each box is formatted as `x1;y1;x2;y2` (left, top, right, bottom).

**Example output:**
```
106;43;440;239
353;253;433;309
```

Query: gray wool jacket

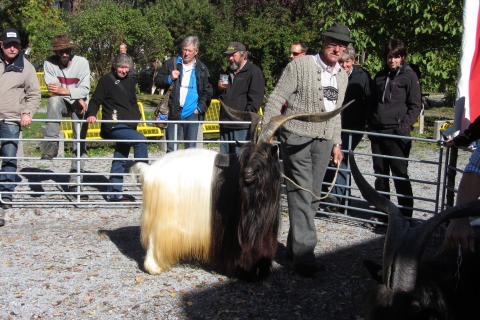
263;55;348;145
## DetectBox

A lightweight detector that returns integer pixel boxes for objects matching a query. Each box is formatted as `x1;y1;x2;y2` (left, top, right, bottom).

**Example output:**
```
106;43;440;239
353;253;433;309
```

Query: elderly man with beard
41;33;90;199
264;23;354;277
218;42;265;154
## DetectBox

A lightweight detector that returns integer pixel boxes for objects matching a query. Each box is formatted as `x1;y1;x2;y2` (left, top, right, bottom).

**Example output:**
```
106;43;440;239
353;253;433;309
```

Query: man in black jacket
155;36;213;153
218;42;265;154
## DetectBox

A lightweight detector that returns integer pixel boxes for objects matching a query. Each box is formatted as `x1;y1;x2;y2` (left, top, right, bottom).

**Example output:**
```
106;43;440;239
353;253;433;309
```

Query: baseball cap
224;42;247;55
1;28;21;45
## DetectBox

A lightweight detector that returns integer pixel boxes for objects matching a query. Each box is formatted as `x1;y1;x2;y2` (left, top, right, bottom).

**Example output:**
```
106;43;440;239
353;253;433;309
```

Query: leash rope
281;161;341;200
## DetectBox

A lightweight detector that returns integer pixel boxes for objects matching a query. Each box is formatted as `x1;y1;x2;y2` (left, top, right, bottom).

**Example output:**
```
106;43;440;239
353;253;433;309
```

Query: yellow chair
36;72;48;93
202;99;263;134
60;102;164;140
202;99;221;134
60;108;102;140
137;102;164;138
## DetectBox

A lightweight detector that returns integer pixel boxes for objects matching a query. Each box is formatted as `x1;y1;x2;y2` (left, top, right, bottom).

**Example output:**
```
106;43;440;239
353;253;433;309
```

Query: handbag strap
161;58;177;98
167;58;177;91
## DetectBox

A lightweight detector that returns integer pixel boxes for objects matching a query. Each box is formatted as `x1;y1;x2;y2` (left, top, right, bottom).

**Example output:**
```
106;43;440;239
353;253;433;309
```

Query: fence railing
0;117;467;226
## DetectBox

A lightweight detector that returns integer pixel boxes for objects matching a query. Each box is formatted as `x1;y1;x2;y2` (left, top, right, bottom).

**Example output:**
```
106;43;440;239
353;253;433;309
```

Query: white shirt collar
313;53;342;74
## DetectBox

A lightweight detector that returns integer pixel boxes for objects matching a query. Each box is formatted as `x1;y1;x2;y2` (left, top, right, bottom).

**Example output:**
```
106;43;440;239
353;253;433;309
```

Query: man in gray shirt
41;33;90;199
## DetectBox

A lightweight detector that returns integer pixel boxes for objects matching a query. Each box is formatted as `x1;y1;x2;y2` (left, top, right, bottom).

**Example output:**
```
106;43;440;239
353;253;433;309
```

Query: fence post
197;123;203;148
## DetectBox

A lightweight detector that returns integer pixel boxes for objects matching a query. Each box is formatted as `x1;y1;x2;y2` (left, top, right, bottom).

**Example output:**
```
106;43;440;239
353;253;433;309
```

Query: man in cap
41;33;90;199
0;28;41;226
218;42;265;154
263;23;354;277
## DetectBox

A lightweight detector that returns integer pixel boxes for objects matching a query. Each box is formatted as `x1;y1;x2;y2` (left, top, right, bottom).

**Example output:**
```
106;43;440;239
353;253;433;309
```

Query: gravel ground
0;140;472;319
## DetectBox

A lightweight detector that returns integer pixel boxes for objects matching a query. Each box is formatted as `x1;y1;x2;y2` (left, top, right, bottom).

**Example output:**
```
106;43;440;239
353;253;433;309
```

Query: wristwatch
333;144;341;148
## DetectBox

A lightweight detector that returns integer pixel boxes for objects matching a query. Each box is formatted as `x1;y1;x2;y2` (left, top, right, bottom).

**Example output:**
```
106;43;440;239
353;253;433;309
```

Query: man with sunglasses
264;23;354;277
289;42;307;61
41;33;90;199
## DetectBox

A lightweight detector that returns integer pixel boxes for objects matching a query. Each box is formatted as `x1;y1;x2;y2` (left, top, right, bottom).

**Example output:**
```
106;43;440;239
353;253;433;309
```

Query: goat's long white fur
131;148;218;274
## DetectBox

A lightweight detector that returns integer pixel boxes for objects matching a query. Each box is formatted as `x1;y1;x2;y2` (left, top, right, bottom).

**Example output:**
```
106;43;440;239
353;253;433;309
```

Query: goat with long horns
131;101;351;281
349;150;480;320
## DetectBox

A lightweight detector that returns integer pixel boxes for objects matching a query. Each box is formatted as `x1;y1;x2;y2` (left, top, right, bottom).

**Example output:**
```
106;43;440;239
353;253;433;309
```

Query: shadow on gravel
19;168;110;194
179;235;386;320
98;226;146;271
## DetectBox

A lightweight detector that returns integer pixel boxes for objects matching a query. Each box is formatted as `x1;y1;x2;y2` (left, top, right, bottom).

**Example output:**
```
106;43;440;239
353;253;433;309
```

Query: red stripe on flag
468;6;480;122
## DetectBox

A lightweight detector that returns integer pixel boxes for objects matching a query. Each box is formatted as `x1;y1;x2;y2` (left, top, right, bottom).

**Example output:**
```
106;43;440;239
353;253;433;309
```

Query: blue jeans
105;125;148;198
166;113;199;153
219;127;249;154
0;123;20;200
323;128;365;204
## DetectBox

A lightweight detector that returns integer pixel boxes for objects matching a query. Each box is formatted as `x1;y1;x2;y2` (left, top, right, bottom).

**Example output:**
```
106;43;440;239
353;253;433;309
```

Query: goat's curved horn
219;100;262;142
349;150;480;292
257;100;354;144
349;150;409;289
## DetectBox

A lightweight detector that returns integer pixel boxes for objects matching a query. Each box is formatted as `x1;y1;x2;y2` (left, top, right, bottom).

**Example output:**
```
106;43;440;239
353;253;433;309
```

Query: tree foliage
0;0;464;94
66;0;173;82
0;0;68;64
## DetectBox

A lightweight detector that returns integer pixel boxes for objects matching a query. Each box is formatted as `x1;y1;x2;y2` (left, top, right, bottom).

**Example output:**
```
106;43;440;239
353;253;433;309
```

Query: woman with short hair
366;38;422;221
86;53;148;202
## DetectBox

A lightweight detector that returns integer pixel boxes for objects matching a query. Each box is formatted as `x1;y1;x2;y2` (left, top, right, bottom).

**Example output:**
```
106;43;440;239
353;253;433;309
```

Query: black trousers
370;134;413;217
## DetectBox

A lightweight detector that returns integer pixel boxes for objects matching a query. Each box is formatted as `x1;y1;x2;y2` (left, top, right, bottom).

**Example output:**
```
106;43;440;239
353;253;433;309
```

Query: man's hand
444;217;475;252
171;70;180;81
77;99;87;115
86;116;97;124
20;113;32;127
445;138;455;148
331;145;343;165
47;83;70;96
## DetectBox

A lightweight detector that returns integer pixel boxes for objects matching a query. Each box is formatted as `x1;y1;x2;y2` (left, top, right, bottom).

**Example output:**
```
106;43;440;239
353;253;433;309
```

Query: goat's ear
363;260;383;284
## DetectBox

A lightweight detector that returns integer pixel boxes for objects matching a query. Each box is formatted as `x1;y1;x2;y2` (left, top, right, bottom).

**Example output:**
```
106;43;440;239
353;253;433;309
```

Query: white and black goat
349;151;480;320
131;101;350;281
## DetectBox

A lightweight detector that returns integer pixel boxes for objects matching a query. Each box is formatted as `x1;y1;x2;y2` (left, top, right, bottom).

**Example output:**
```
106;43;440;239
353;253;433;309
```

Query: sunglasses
55;49;71;55
290;51;303;56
